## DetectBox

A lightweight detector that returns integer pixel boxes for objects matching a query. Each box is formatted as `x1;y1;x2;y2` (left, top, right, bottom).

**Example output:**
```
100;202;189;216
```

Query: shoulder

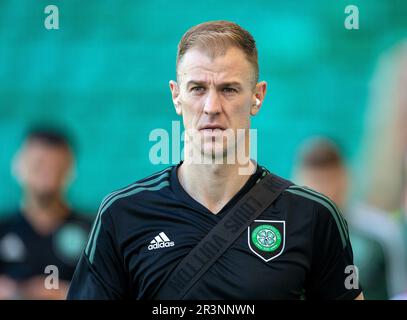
83;166;173;262
96;165;173;221
284;185;349;248
284;185;342;217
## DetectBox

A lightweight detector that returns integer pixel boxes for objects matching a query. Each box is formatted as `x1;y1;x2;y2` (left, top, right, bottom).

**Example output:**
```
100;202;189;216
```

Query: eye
190;86;205;93
222;87;238;94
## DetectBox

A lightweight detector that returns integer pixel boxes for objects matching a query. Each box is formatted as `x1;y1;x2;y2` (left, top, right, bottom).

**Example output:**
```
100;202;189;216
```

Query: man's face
170;47;266;161
16;141;72;201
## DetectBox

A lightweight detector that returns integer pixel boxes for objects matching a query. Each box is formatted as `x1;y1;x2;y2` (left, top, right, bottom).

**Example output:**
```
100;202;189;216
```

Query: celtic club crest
248;220;285;262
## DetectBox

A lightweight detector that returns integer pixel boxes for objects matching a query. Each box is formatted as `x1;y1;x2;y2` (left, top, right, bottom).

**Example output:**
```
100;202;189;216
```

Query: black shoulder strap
154;171;293;300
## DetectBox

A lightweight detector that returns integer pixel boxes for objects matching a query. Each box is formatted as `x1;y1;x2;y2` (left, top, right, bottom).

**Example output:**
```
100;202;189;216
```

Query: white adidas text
148;232;174;251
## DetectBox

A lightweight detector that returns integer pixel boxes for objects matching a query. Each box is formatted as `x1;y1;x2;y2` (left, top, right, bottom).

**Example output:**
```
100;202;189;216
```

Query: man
67;21;363;300
294;137;388;299
0;127;91;299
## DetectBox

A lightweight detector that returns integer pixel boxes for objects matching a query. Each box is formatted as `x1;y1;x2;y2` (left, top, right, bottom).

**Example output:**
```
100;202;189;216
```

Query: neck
22;193;69;235
178;159;257;214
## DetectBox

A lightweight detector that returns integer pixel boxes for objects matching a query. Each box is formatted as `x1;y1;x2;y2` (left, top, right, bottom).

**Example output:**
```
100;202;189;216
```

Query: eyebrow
186;80;242;88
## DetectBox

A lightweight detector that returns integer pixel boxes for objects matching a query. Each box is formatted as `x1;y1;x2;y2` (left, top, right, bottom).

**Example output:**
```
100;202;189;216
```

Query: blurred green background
1;0;406;216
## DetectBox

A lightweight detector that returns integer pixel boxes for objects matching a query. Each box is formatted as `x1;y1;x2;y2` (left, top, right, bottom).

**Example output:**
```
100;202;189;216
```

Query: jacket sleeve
67;208;129;299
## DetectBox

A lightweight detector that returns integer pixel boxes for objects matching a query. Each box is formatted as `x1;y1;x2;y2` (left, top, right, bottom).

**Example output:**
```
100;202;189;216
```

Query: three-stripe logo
148;232;175;251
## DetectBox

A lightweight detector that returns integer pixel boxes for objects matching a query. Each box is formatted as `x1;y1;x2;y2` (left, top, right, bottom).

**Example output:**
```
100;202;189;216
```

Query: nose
203;90;222;115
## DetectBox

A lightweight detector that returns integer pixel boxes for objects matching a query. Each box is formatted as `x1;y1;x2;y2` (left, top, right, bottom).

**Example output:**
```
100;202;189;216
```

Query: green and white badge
248;220;285;262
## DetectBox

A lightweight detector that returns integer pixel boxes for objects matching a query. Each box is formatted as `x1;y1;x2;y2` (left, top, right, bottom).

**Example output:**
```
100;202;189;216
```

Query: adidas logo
148;232;175;251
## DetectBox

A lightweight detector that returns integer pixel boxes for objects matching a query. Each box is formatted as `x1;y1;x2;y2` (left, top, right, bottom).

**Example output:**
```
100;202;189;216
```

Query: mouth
198;124;226;131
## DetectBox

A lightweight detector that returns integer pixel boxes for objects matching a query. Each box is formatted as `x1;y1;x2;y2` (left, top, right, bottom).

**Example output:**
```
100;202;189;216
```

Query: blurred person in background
293;137;389;299
354;40;407;299
0;127;91;299
392;153;407;299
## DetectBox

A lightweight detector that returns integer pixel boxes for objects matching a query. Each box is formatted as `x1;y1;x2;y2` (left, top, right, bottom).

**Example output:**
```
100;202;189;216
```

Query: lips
198;124;226;130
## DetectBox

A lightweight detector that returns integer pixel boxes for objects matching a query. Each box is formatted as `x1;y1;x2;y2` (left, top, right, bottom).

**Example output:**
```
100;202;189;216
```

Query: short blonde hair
176;20;259;83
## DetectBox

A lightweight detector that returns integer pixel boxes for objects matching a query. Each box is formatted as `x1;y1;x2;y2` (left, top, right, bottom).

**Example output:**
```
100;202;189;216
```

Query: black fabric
67;162;362;300
155;172;292;299
0;211;91;281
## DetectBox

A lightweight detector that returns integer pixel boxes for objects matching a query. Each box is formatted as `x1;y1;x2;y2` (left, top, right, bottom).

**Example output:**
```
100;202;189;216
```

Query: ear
250;81;267;116
11;148;25;185
64;161;76;188
169;80;182;116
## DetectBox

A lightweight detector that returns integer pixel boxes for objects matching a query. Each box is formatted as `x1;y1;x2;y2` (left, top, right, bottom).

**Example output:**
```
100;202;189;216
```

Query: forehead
177;47;254;84
23;140;71;158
